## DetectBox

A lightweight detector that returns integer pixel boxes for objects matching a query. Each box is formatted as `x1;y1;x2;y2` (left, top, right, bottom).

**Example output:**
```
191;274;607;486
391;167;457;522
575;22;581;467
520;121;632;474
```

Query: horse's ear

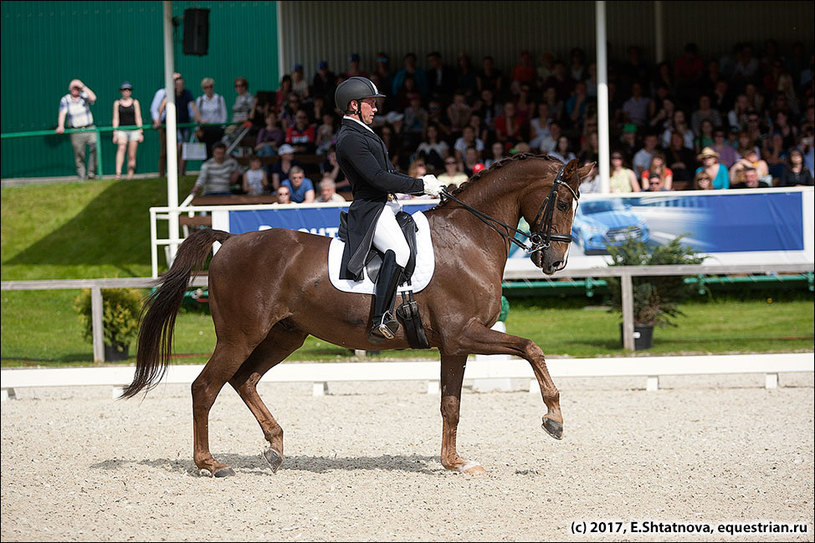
576;162;596;183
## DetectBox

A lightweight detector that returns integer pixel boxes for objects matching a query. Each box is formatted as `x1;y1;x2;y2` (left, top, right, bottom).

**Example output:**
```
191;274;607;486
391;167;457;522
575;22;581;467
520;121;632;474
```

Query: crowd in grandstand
89;40;815;198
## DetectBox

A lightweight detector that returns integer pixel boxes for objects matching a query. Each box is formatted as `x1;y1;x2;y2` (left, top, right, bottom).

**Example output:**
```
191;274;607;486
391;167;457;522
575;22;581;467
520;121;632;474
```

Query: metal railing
1;121;243;178
2;262;812;360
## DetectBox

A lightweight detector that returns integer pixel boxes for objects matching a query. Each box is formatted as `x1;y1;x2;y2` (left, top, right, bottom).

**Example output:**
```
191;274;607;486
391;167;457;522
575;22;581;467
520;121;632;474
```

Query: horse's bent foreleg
192;342;256;477
438;354;487;474
446;321;564;440
228;324;308;473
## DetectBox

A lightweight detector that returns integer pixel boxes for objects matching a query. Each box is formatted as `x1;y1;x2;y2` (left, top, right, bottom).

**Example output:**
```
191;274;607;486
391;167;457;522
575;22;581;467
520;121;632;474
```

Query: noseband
439;162;580;256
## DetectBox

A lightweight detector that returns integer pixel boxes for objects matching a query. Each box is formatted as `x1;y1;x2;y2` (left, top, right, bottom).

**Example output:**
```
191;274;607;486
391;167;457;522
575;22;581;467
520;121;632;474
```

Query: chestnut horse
122;154;592;476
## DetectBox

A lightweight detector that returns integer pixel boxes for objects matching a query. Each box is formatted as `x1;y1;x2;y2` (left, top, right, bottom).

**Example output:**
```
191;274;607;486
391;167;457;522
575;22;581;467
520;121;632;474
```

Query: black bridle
438;163;580;256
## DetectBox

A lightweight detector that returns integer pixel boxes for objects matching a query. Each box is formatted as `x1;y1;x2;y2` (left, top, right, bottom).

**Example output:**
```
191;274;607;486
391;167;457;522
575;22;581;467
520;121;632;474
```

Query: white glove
421;174;445;197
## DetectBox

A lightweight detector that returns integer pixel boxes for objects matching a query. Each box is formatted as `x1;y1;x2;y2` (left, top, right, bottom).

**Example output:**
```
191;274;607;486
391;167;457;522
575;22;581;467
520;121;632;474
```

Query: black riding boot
369;250;403;344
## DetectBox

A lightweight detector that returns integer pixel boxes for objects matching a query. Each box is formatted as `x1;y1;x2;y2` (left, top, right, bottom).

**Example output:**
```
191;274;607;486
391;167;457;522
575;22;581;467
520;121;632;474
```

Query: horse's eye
557;201;569;212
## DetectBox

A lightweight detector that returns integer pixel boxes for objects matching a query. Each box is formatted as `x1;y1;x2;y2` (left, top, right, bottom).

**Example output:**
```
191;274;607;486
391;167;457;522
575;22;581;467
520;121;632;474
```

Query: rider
334;76;445;343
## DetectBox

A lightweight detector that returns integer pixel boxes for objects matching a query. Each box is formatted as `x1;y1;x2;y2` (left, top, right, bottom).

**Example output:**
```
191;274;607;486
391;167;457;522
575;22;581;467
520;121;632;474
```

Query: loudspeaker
183;9;209;56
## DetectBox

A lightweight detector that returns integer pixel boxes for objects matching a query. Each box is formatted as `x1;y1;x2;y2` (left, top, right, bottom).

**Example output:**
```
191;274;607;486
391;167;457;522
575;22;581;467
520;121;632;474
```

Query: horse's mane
429;152;562;211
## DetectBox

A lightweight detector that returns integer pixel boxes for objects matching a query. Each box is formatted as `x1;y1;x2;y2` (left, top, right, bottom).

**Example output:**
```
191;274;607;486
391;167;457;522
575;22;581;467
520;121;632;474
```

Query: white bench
1;353;811;400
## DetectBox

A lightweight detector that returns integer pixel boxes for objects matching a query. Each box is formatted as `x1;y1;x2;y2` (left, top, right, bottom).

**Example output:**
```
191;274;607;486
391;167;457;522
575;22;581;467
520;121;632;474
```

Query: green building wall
1;1;280;179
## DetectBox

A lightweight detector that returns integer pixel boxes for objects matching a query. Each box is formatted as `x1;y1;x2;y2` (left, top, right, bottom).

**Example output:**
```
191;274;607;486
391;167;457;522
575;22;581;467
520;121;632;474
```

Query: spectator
270;144;302;192
111;81;144;180
710;127;738;168
342;52;368;80
731;166;769;189
315;177;346;203
195;77;227;159
528;102;552;150
159;74;202;176
549;135;576;164
285;109;317;154
622;81;651;128
315;112;338;155
189;142;241;196
468;112;492;147
514;83;535;124
619;123;639;164
56;78;98;180
652;62;675;101
455;53;479;101
392;52;428;97
473;88;501;130
641;151;673;191
403;93;428;137
771;110;798;150
645;171;670;192
710;79;733;115
438;156;468;189
149;74;179;178
372;53;395;110
281;165;315;203
735;130;762;161
578;130;599;168
477;55;505;97
446;90;472;139
242;155;269;196
694;119;716;154
780;148;814;186
274;75;293;114
661;109;694;150
608;151;641;193
255;110;285;158
620;45;651;94
462;145;481;177
569;47;588;83
275;185;292;204
536;51;557;89
693;170;714;190
566;80;590;131
690;95;723;136
665;131;697;185
727;94;751;132
320;145;348;193
543;60;575;103
402;158;429;200
426;51;457;102
453;125;484;163
510;50;537;94
801;127;815;174
484;140;506;168
494;101;524;148
695;147;730;190
649;96;676;133
231;77;255;124
415;123;450;173
763;132;788;184
279;92;302;131
290;64;309;100
730;147;771;186
674;42;704;102
632;132;660;179
312;60;337;104
732;43;761;87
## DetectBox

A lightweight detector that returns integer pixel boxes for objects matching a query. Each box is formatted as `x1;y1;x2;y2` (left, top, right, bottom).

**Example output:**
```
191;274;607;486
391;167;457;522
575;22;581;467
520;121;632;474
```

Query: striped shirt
194;156;240;195
59;92;94;128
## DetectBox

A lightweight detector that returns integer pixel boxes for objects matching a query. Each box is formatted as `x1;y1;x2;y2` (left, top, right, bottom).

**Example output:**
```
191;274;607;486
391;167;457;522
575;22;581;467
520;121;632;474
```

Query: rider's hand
421;174;445;197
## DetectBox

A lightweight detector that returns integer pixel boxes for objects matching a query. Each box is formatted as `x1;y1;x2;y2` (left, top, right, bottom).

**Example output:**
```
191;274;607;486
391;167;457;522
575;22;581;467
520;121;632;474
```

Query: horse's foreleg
451;322;564;441
228;325;308;474
438;354;487;474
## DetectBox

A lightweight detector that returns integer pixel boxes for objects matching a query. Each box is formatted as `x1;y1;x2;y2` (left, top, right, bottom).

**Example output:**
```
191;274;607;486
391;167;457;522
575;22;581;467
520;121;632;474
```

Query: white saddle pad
328;211;435;295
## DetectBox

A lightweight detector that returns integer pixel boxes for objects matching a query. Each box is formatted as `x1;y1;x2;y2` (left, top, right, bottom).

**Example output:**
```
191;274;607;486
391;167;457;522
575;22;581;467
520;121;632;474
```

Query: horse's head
522;158;594;274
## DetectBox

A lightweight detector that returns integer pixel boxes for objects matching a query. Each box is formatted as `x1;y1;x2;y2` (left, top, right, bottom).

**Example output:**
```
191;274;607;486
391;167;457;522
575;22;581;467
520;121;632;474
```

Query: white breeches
372;200;410;267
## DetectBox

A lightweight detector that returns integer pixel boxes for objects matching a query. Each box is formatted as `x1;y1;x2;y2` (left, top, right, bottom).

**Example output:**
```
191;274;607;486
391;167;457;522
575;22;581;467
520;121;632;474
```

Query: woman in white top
549;135;576;164
195;77;227;159
528;102;551;150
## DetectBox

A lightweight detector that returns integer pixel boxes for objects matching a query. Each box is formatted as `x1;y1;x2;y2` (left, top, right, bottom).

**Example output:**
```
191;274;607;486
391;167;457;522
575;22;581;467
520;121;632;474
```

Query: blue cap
349;53;360;62
293;64;303;72
318;60;328;69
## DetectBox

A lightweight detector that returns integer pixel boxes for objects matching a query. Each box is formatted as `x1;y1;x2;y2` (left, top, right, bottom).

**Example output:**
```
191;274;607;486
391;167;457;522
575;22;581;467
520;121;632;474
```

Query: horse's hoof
199;468;213;477
542;417;563;440
458;461;487;475
263;448;283;473
214;467;236;478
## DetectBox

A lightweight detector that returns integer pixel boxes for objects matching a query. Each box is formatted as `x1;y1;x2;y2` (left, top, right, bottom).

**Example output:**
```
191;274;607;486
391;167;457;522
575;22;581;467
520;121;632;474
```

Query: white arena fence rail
1;353;812;401
2;263;812;360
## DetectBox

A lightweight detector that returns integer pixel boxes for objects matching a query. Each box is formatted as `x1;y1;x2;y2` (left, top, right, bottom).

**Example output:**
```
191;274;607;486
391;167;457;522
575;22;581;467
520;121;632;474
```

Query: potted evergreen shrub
74;288;144;361
605;234;705;350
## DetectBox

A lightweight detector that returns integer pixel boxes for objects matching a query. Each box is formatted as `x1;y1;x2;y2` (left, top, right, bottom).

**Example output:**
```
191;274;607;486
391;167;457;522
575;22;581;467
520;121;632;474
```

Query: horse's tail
120;228;233;399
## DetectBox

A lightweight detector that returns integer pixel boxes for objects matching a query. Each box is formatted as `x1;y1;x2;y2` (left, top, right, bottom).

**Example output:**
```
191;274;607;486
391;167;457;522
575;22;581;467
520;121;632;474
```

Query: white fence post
91;286;104;363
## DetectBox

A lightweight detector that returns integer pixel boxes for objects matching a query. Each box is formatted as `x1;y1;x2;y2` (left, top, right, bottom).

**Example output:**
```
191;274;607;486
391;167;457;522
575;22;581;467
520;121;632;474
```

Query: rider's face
358;98;378;125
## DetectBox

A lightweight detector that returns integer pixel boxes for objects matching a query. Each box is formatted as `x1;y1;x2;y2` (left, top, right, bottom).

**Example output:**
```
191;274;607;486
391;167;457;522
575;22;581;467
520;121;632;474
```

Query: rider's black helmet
334;76;386;117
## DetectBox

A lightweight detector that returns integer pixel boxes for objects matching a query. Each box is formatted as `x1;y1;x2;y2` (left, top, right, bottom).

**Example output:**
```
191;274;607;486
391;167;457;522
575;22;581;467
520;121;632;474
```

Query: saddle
338;210;430;349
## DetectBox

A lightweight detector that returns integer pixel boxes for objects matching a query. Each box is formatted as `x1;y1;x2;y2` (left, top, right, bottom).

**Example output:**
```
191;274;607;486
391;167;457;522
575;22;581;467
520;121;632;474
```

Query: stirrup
369;313;399;342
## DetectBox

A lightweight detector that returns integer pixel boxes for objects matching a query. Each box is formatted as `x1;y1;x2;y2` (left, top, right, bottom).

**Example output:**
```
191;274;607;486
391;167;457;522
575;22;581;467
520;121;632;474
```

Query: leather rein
439;163;579;256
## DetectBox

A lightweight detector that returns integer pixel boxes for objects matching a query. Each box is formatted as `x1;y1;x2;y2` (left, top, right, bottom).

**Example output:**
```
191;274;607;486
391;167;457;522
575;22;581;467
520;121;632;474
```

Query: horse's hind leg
439;353;488;475
228;323;308;474
192;341;257;477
